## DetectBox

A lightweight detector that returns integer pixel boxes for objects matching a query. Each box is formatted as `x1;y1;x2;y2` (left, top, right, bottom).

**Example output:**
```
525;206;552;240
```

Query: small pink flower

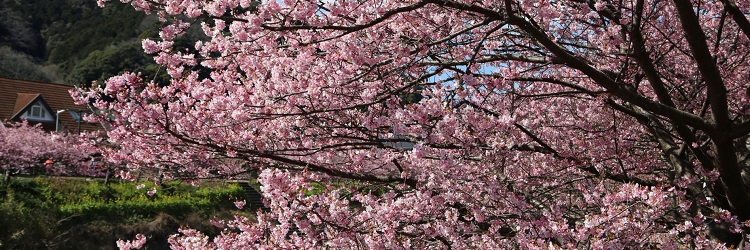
594;2;605;11
210;219;226;228
234;200;246;209
136;184;146;189
142;39;160;54
116;234;147;250
147;188;157;196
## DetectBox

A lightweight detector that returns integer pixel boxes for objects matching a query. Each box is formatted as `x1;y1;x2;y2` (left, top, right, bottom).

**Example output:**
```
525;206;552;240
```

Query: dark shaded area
0;0;152;84
0;178;251;249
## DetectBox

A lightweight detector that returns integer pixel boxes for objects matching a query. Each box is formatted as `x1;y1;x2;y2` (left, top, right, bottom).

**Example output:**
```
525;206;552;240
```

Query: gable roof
11;93;55;120
0;77;99;132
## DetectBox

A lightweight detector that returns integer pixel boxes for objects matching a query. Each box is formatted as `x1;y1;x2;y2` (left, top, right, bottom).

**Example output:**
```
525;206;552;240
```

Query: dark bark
673;0;750;222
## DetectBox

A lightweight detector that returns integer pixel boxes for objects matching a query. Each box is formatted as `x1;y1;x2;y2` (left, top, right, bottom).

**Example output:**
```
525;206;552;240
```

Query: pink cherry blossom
79;0;750;248
233;200;246;210
1;121;105;178
117;234;147;250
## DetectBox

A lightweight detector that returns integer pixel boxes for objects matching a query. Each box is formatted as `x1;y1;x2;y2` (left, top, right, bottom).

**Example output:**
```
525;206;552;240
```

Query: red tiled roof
12;93;41;118
0;77;99;132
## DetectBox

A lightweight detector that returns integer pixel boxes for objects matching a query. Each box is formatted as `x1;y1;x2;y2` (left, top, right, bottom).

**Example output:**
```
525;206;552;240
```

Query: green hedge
4;177;244;221
0;177;248;249
58;185;243;219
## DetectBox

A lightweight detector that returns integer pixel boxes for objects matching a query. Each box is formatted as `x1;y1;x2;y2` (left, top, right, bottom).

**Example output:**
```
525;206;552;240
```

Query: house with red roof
0;77;99;133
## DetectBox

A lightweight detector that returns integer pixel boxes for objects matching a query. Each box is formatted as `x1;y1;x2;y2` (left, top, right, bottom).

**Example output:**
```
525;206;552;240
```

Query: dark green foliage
4;0;145;61
0;46;54;82
0;193;56;249
0;0;153;83
0;178;51;208
65;44;166;85
44;2;147;75
0;2;45;58
0;177;248;249
0;0;213;84
399;85;425;105
399;92;424;105
0;179;54;249
56;180;243;220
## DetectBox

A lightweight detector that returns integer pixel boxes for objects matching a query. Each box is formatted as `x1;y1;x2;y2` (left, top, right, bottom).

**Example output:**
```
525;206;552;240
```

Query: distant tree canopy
44;3;147;76
0;0;150;84
0;46;53;82
0;2;44;58
66;45;160;86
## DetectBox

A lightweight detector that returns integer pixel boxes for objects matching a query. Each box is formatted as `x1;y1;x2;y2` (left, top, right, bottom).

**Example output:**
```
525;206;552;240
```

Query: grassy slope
0;177;251;249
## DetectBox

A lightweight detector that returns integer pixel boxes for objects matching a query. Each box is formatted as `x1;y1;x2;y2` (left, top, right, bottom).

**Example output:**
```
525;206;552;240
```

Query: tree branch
502;3;713;132
674;0;750;221
721;0;750;40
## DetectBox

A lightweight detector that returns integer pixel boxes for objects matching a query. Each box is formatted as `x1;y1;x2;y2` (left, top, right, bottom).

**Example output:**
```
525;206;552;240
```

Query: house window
27;104;46;118
69;109;84;121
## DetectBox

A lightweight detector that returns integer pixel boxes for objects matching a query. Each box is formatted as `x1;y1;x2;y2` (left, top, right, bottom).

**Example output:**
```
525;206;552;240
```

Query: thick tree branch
419;54;549;66
721;0;750;40
672;1;730;128
502;4;713;132
261;1;429;32
631;0;715;179
674;0;750;221
159;119;419;188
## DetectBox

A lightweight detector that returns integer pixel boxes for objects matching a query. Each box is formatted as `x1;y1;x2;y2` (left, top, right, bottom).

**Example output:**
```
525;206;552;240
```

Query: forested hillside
0;0;160;85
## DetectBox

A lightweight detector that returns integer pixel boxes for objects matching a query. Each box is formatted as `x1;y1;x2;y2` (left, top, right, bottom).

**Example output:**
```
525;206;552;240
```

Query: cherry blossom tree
80;0;750;248
0;122;102;181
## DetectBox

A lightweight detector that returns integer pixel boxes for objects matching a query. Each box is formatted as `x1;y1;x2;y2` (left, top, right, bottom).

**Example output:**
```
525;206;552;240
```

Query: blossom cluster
82;0;750;248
